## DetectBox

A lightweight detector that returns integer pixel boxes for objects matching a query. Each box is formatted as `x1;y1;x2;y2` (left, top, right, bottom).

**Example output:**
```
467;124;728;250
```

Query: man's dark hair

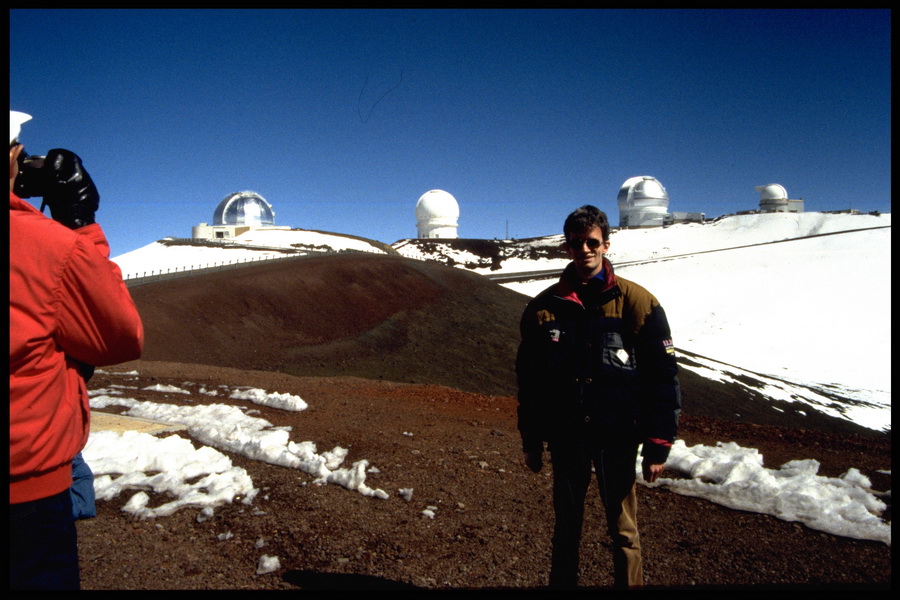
564;205;610;242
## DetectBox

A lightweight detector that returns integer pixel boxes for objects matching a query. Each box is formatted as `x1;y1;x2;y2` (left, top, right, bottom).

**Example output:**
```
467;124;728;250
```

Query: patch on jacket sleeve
536;309;555;326
662;339;675;355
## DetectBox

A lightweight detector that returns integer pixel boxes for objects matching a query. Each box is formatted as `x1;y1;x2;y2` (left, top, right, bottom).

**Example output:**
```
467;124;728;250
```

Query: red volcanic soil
129;253;524;397
76;253;890;590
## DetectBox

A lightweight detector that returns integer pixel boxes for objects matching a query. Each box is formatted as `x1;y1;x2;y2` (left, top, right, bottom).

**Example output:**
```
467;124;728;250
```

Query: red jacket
9;191;144;504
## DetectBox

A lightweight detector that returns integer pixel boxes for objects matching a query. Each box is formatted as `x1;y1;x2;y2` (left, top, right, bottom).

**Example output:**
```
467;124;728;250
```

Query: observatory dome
213;191;275;227
755;184;788;201
415;189;459;239
617;176;670;228
755;183;802;213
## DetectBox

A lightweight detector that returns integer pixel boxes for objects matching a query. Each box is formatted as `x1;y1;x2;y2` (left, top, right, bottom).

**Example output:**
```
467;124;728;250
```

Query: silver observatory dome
617;176;670;228
212;191;275;227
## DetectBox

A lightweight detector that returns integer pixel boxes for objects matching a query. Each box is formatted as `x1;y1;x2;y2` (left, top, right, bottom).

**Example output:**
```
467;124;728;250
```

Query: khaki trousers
549;441;643;589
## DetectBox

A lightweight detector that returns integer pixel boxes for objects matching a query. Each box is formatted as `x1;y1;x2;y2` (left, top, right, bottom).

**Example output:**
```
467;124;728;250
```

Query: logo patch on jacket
549;328;561;342
662;339;675;355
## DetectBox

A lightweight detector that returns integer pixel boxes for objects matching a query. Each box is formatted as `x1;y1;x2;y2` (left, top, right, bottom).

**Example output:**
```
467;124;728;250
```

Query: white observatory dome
755;183;802;213
755;183;788;201
617;176;669;228
415;189;459;239
213;191;275;227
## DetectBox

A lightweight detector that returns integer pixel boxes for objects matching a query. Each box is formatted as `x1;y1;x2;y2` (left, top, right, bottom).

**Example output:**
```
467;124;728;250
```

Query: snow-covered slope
501;213;892;432
113;228;392;280
111;212;891;432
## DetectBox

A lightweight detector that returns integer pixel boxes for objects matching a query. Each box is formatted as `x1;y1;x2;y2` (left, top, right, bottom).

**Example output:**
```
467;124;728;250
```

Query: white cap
10;111;32;145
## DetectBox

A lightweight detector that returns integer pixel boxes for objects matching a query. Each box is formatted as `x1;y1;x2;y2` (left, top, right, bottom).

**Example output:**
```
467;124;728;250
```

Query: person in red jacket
9;110;144;589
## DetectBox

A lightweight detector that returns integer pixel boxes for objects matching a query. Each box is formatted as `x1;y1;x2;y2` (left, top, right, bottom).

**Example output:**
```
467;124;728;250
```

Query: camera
14;151;51;199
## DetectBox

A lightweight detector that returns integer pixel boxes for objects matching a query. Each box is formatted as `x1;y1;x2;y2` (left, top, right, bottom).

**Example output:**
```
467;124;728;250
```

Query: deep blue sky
10;9;891;256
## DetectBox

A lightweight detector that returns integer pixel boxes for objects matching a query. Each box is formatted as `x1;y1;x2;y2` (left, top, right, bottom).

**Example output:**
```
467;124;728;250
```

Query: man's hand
42;149;99;230
642;458;665;483
524;451;543;473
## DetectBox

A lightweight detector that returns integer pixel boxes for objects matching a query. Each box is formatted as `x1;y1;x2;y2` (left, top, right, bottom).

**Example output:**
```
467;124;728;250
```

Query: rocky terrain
77;253;890;590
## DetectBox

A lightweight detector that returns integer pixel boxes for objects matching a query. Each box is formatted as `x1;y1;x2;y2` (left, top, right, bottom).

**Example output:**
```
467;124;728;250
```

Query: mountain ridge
128;252;884;439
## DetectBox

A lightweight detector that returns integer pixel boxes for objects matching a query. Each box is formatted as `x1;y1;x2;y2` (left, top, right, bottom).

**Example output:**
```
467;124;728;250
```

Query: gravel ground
76;254;890;589
77;361;891;590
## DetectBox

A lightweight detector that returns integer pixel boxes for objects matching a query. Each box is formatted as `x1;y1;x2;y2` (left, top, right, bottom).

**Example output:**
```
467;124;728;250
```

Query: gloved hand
41;149;100;230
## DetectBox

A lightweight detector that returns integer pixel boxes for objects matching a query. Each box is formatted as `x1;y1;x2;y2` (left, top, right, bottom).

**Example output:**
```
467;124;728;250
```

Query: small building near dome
415;189;459;239
756;183;803;213
193;191;288;240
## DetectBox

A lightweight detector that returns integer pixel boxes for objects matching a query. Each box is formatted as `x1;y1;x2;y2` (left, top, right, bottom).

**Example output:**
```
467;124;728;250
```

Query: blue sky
10;9;891;256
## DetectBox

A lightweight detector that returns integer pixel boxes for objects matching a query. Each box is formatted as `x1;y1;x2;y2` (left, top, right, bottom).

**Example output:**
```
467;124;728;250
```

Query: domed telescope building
755;183;803;213
415;189;460;239
617;176;671;228
193;191;285;240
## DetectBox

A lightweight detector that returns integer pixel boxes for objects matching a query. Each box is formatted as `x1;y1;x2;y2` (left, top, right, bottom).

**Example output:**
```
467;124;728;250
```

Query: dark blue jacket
516;259;680;464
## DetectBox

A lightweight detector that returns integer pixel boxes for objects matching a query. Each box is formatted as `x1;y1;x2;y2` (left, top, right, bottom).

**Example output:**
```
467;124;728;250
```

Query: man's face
564;225;610;280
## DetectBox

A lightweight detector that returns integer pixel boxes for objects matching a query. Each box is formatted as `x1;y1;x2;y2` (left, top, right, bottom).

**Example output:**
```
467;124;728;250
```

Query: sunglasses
567;237;604;250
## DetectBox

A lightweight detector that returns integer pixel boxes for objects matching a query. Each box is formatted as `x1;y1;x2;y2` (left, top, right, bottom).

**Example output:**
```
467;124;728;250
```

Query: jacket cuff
641;437;673;464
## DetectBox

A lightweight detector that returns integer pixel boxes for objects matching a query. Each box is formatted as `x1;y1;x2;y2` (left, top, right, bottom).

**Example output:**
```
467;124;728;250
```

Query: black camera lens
14;153;49;199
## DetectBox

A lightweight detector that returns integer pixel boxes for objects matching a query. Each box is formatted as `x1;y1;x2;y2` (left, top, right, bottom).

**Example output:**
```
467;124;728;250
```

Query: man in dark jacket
516;205;680;589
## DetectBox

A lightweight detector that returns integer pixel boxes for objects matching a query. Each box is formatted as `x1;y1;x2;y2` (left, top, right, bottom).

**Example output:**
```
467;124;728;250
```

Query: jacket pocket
600;331;638;381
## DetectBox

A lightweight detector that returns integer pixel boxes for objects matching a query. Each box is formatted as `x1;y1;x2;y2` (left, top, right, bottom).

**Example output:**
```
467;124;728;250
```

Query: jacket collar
552;258;618;307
